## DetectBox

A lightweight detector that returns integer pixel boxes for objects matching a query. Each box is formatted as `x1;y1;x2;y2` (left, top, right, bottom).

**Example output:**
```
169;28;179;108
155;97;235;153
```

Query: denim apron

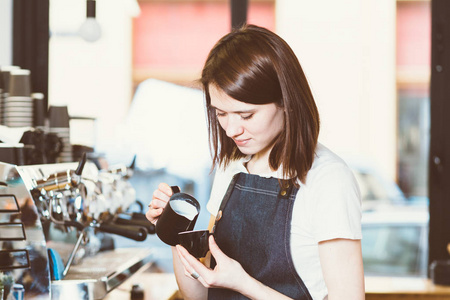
208;172;313;300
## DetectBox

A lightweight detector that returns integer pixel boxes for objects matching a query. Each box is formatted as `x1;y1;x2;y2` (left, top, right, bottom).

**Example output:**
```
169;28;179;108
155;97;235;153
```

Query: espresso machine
0;155;155;299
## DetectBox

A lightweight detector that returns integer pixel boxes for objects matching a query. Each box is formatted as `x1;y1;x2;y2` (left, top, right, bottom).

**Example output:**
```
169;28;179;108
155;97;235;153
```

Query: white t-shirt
207;143;362;300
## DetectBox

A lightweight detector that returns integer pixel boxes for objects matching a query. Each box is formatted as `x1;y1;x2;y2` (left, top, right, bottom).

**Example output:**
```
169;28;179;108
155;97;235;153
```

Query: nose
222;115;244;138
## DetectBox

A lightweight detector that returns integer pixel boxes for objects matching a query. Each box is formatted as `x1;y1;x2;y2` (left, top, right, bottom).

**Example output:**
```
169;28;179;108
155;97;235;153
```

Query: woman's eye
216;112;226;117
241;114;253;120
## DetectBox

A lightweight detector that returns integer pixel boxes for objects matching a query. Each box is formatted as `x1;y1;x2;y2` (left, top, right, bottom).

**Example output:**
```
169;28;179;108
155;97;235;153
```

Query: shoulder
304;143;356;187
295;143;361;215
296;144;362;242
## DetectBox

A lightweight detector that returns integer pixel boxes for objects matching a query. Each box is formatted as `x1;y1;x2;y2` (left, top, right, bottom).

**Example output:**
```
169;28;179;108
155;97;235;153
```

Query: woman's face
209;85;285;157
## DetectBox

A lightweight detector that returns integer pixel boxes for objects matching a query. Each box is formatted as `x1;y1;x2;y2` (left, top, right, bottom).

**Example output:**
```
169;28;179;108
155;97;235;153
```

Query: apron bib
209;172;313;300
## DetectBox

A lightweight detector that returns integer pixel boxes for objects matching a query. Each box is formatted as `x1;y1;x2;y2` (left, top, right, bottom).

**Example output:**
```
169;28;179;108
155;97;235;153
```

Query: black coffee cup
9;69;31;97
48;105;70;128
178;230;210;258
1;66;20;93
155;192;200;246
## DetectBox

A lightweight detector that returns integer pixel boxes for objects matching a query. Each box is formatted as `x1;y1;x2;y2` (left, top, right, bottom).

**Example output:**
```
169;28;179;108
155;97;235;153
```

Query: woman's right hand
146;182;174;225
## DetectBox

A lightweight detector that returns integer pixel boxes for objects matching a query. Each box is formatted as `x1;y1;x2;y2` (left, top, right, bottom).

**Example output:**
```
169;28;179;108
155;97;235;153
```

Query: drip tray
51;248;153;300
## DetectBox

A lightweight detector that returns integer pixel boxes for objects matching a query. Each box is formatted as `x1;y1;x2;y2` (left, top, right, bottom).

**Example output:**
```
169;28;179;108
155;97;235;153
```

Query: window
396;0;430;201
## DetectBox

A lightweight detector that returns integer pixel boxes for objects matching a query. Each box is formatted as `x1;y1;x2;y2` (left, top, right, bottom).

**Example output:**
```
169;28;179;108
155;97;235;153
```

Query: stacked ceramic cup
3;69;33;128
0;77;2;125
48;105;72;162
0;68;3;124
0;66;20;126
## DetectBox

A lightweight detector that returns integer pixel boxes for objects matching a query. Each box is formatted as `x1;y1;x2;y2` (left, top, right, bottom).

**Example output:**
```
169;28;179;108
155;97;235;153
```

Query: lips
233;138;250;147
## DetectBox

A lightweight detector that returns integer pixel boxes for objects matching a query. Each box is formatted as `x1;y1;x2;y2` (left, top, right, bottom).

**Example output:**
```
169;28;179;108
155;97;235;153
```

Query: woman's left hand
175;235;248;292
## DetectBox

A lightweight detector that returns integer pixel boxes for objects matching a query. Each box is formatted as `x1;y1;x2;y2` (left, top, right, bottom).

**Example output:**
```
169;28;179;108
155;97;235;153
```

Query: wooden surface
365;276;450;300
104;269;450;300
104;270;180;300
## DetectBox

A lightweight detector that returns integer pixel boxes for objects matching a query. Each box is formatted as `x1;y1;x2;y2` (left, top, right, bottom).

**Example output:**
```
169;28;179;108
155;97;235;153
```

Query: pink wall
134;2;429;71
133;2;275;70
396;1;431;67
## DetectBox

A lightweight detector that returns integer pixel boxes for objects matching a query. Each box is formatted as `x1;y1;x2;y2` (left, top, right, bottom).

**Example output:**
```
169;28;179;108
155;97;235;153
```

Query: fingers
176;245;206;271
145;207;163;224
176;246;205;282
151;189;170;207
177;246;196;275
208;235;225;262
149;196;167;210
159;182;174;197
149;183;173;209
146;182;173;224
176;245;211;284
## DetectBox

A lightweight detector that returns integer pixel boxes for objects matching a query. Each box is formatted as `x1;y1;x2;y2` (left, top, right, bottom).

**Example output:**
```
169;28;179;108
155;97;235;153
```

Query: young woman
147;24;365;300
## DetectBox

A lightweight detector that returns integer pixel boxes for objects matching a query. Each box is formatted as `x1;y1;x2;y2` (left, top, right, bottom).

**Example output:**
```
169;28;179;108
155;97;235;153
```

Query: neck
246;149;273;175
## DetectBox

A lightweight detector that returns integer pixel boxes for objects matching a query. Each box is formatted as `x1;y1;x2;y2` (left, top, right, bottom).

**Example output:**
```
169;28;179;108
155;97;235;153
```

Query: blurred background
0;0;442;287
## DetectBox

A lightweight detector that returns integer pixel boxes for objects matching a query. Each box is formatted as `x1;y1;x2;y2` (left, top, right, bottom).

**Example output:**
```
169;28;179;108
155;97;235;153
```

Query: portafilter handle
94;222;148;242
113;214;156;234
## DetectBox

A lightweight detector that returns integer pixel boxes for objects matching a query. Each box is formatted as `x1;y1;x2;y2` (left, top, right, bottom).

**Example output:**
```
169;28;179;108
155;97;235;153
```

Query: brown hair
201;24;320;184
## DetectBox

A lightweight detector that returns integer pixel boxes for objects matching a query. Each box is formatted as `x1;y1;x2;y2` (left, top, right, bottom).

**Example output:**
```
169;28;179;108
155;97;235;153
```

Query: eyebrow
210;105;255;114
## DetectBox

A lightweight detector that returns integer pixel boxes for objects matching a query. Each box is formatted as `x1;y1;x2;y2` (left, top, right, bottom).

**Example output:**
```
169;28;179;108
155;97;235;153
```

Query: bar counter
365;276;450;300
104;269;450;300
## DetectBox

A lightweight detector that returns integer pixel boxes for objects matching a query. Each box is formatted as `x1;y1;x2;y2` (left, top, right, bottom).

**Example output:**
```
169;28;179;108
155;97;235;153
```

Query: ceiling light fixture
78;0;101;42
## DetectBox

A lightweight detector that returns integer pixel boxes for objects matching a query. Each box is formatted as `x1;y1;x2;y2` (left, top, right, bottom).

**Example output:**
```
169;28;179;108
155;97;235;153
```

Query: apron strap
211;173;241;234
